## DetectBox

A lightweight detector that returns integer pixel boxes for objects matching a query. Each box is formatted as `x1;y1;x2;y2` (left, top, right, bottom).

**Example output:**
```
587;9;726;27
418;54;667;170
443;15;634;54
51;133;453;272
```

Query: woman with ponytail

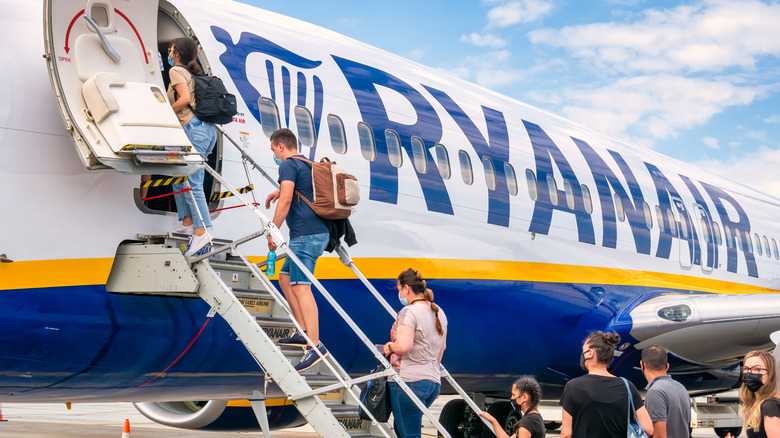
560;331;653;438
166;37;218;257
383;268;448;438
480;376;546;438
738;350;780;438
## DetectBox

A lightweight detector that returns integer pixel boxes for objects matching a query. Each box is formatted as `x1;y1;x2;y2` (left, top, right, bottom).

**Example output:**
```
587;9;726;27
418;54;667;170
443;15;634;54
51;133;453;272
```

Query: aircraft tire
714;427;742;438
481;401;515;437
439;399;466;438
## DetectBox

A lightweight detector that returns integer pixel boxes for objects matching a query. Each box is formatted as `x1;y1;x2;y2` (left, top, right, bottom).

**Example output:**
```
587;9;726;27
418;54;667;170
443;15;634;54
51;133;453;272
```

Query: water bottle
266;250;276;276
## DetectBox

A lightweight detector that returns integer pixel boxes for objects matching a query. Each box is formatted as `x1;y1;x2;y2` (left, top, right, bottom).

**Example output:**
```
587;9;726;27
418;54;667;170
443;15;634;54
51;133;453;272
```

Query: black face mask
510;396;524;413
580;352;588;372
744;373;765;392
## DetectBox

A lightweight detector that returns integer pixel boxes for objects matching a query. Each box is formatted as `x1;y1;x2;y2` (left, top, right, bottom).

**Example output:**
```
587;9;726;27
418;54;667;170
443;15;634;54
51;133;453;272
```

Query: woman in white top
383;268;448;438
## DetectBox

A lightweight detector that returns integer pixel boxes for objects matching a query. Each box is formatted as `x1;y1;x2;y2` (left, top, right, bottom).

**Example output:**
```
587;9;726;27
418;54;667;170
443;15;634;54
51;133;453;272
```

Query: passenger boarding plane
2;0;780;436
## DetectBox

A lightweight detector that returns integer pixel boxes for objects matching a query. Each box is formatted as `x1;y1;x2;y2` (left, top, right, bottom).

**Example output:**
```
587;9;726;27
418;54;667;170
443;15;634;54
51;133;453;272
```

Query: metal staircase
108;127;495;437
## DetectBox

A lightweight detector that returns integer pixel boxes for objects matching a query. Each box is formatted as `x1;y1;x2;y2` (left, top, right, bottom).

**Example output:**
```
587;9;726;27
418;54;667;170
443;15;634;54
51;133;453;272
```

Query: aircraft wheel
545;421;563;430
439;399;466;438
481;401;514;437
714;427;742;438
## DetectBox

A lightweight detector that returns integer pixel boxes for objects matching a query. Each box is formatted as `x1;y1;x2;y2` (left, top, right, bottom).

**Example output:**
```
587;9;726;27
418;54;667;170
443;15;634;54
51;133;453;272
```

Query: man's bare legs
279;274;319;346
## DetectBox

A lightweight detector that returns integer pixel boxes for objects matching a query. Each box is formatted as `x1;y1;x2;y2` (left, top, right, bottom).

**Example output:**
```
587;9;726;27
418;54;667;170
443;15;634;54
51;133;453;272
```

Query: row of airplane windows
258;99;780;262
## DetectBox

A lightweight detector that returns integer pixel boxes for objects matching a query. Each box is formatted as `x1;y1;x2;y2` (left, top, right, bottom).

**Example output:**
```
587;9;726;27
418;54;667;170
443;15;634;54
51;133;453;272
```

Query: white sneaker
172;223;195;235
184;232;212;257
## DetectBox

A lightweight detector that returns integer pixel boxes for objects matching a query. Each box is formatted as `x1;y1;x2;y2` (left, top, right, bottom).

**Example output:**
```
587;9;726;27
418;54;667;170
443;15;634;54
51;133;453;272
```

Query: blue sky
238;0;780;197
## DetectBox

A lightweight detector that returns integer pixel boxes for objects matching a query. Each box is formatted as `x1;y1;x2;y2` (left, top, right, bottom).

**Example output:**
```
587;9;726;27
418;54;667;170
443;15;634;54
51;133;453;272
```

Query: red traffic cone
0;403;7;421
121;418;130;437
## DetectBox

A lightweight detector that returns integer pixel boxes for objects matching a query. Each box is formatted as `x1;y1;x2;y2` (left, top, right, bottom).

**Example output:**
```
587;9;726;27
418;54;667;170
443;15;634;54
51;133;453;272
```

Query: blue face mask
272;154;282;166
398;292;409;306
167;55;175;67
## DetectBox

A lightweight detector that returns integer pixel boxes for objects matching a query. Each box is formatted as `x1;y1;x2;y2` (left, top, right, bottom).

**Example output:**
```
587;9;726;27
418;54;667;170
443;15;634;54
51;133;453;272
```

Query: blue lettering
680;176;716;269
423;85;510;226
701;183;758;277
332;56;452;214
523;121;595;244
573;139;650;254
645;163;699;264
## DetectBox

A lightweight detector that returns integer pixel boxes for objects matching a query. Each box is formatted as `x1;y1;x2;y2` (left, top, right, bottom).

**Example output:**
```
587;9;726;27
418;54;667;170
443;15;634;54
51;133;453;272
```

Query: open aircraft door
43;0;201;175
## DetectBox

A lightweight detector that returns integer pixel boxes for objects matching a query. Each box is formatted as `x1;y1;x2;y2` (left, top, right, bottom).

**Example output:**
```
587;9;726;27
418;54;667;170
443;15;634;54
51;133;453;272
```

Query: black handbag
358;364;391;422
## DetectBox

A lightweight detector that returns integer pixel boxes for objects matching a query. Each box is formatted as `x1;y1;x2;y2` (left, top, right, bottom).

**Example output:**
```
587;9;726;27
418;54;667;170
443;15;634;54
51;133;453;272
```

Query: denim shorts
279;233;329;285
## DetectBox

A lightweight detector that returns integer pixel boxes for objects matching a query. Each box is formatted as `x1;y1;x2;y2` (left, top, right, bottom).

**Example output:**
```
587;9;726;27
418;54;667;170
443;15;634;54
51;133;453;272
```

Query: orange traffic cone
0;403;7;421
121;418;130;437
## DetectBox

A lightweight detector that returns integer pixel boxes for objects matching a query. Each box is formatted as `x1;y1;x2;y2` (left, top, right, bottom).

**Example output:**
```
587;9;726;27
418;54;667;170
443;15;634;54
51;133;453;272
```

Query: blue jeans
173;115;218;229
389;380;441;438
279;233;329;285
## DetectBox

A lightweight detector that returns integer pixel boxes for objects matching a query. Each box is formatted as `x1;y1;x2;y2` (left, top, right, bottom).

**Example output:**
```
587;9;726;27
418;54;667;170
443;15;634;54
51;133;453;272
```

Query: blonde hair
740;350;779;432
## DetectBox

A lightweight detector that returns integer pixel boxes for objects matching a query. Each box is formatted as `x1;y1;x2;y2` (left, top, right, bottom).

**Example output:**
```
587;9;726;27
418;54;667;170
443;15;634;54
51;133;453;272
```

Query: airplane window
643;202;653;229
411;137;428;174
546;175;559;206
258;97;281;138
294;106;316;147
666;209;677;236
745;232;753;254
679;213;688;238
581;185;593;214
358;122;376;161
435;144;451;179
458;150;473;185
764;236;771;257
482;156;497;191
563;179;576;209
655;206;665;233
504;163;518;196
327;114;347;154
735;231;743;251
700;217;710;243
525;169;538;201
724;224;733;248
773;238;779;260
713;221;722;245
385;129;403;168
613;194;625;222
755;233;763;256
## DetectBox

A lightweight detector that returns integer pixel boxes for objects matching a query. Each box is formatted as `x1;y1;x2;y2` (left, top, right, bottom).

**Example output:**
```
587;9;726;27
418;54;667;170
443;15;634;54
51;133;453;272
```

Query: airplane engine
133;400;307;431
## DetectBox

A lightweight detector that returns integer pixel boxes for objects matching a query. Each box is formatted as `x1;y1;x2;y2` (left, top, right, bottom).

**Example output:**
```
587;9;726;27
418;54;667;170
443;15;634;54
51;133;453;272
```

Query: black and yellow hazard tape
209;184;254;202
141;176;188;188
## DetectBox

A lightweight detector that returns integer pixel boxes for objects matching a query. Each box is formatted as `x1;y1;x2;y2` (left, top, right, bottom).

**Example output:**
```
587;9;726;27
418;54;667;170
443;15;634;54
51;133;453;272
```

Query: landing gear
438;399;487;438
482;401;518;437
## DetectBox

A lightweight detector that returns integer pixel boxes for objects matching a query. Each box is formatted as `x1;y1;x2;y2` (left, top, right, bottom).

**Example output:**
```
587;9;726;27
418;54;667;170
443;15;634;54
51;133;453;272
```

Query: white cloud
702;136;720;149
337;17;360;28
765;115;780;124
692;146;780;199
528;0;780;74
461;32;507;48
444;49;524;88
487;0;554;28
536;75;762;144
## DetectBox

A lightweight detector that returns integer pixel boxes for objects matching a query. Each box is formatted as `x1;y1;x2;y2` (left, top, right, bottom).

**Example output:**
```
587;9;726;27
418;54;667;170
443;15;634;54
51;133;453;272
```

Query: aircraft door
670;196;696;269
43;0;201;175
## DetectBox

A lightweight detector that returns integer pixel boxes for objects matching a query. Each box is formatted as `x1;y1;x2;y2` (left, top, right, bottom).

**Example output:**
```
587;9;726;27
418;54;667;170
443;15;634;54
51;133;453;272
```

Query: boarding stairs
109;127;494;438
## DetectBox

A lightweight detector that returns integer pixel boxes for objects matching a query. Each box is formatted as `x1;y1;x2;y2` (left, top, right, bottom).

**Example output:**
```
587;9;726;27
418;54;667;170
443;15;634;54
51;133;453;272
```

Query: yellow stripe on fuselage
0;257;776;295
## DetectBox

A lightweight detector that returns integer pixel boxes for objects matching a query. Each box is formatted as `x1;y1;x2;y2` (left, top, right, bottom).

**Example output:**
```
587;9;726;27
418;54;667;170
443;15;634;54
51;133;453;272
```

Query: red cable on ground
209;202;261;213
133;317;211;391
142;187;192;202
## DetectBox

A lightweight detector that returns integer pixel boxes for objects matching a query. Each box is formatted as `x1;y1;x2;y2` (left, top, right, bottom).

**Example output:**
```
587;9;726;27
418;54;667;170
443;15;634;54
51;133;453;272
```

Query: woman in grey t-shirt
383;268;448;438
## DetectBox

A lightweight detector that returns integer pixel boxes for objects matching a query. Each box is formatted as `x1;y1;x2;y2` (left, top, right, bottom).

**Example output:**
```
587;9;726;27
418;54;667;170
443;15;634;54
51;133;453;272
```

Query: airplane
2;0;780;436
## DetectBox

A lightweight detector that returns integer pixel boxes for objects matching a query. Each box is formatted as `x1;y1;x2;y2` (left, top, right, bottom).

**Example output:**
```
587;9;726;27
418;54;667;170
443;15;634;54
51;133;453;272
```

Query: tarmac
0;397;727;437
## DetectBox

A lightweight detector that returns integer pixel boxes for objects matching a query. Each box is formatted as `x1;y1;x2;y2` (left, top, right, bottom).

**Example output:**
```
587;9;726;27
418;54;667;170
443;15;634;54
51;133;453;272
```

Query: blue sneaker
295;343;329;372
278;329;307;348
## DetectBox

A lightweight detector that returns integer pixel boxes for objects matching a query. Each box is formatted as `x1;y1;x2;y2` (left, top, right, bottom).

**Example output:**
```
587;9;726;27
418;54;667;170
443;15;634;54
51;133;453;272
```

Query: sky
238;0;780;198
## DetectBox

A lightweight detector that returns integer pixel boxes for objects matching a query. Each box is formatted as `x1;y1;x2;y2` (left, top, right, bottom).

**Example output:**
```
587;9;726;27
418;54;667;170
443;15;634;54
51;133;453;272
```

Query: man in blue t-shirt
265;128;329;372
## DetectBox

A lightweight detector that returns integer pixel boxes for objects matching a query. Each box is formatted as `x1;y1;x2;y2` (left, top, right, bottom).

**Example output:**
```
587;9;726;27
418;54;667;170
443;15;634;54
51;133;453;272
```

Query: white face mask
398;292;409;306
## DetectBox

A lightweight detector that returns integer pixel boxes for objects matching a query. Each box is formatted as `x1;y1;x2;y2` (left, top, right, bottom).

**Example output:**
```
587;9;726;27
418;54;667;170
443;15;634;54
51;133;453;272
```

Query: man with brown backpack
265;128;331;372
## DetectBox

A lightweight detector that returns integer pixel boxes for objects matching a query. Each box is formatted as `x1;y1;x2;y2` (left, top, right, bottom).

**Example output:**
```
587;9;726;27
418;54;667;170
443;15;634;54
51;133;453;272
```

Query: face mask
510;396;524;413
272;153;281;166
167;55;175;67
580;352;589;372
398;292;409;306
743;373;765;392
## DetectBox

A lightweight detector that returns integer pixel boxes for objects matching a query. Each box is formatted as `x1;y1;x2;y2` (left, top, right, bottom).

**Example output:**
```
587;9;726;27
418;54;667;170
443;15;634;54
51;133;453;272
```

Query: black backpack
175;66;237;125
